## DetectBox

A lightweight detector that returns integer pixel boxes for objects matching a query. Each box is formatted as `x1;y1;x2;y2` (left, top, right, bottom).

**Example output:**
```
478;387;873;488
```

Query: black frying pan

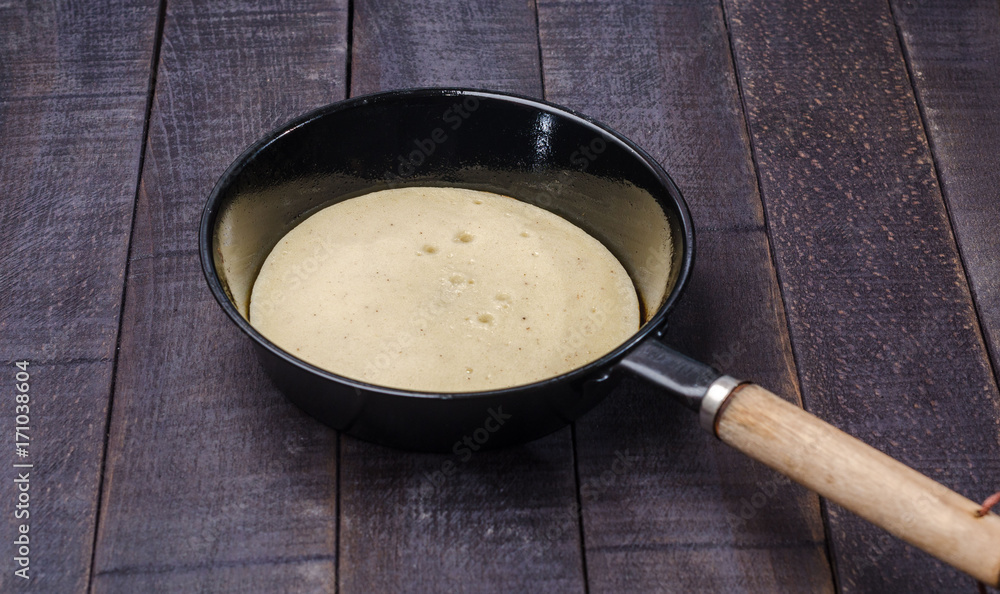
199;89;1000;585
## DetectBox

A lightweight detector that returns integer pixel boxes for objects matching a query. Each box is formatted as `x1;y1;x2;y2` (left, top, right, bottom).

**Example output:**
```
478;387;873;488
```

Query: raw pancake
249;186;640;392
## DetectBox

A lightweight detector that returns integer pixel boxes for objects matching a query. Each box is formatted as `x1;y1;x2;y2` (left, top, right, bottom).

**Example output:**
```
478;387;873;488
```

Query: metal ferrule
698;376;744;436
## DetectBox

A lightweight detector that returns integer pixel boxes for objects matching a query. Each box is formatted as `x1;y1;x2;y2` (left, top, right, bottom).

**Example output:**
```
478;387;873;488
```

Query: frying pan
199;88;1000;586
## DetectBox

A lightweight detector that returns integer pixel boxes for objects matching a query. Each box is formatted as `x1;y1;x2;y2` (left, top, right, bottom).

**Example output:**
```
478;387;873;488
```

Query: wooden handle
714;383;1000;586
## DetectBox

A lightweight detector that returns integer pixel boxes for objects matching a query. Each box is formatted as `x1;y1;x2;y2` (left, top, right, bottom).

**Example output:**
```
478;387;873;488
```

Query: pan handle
619;340;1000;587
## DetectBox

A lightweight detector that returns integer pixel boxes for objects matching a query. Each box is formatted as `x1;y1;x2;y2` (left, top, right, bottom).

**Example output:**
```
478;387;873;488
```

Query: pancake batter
249;187;640;392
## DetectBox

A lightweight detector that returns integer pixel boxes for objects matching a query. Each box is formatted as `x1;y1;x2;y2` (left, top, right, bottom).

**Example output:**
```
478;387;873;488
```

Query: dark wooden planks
350;0;542;96
340;0;587;591
127;4;347;260
891;1;1000;391
94;256;341;577
0;1;159;591
338;434;585;592
538;0;834;590
725;0;1000;591
92;560;337;593
91;2;348;591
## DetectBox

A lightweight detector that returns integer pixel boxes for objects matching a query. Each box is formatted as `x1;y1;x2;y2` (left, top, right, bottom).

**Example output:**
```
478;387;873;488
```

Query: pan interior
210;93;685;342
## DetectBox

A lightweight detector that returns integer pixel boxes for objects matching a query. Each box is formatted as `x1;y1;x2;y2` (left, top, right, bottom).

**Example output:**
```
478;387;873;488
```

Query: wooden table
2;1;998;592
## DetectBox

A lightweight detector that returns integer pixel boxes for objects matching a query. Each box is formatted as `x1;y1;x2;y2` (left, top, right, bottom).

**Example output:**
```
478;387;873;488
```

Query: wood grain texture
891;0;1000;399
340;1;587;591
92;560;336;594
91;1;348;591
93;256;340;591
717;383;1000;586
724;0;1000;591
537;0;834;591
0;1;159;591
339;432;585;592
350;0;541;96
